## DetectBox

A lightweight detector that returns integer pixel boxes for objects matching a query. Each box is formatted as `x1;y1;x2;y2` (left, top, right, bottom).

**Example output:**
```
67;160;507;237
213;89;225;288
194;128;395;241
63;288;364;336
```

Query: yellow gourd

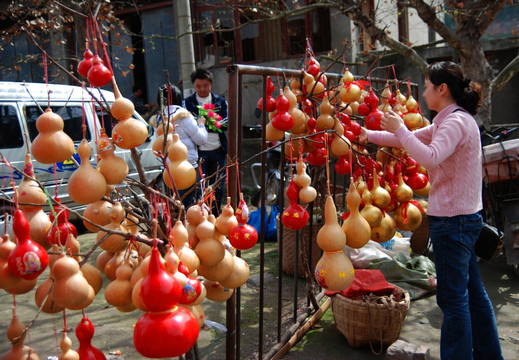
67;139;106;204
342;178;371;249
97;202;128;253
360;190;383;228
51;253;95;310
317;196;346;251
31;107;74;164
112;117;148;149
97;128;129;184
163;133;196;190
194;216;225;267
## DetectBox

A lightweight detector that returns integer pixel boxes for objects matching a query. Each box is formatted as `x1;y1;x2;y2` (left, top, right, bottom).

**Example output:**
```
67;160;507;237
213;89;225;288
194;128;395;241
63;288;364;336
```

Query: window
192;1;331;63
25;105;91;142
0;105;23;149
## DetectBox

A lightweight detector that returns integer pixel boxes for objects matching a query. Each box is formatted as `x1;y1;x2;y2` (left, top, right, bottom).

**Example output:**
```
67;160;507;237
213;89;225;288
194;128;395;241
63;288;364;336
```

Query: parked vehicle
0;81;162;229
481;126;519;275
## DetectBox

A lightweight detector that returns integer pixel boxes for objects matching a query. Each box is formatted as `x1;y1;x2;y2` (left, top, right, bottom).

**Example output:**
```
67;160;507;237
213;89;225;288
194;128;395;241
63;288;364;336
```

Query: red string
62;308;67;333
86;19;91;50
226;165;229;200
235;161;241;194
407;78;412;97
92;96;99;146
12;288;15;307
53;163;58;198
43;51;50;108
349;143;353;176
89;18;99;56
94;18;113;76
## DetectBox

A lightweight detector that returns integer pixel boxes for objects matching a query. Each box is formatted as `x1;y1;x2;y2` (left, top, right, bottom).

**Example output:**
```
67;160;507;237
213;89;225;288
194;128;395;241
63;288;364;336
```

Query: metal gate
225;64;418;360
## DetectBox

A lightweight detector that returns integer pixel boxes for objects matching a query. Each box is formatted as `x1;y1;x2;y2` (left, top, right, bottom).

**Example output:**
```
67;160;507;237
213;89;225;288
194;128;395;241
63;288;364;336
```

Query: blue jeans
199;147;226;215
429;213;503;360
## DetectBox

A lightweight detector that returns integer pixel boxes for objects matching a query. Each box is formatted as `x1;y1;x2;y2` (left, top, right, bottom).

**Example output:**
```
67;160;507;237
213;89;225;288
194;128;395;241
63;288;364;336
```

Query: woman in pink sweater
360;62;503;360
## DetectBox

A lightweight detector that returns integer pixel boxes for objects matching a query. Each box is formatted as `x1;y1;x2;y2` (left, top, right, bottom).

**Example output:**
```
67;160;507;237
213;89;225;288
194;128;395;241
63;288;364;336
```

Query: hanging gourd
7;208;49;280
133;239;199;359
0;234;37;294
47;199;78;246
203;279;234;302
218;255;250;289
111;117;148;150
2;307;39;359
271;92;294;132
285;85;306;134
293;159;317;203
214;197;238;236
31;108;75;164
82;185;113;232
197;248;234;283
194;215;225;266
163;133;197;191
171;220;200;274
104;259;135;309
229;194;258;250
360;190;383;228
371;211;397;243
34;244;63;314
370;168;391;209
314;196;354;292
96;202;128;253
281;180;309;231
393;201;423;232
67;139;107;205
58;331;80;360
75;315;107;360
110;77;135;120
342;178;371;249
97;128;129;184
316;95;334;130
77;49;94;78
51;252;95;310
17;149;51;249
87;55;112;88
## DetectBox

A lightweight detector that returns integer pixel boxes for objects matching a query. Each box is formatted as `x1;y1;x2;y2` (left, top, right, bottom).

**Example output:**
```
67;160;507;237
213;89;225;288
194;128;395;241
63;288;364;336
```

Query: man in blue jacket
183;69;228;215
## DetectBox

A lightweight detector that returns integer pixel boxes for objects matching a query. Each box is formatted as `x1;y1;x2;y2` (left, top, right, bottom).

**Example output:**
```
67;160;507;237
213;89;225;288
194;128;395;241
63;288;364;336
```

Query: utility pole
175;0;196;98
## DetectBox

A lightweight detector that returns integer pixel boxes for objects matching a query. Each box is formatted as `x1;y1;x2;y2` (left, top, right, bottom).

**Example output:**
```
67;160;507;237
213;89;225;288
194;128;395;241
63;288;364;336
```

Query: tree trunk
457;35;494;128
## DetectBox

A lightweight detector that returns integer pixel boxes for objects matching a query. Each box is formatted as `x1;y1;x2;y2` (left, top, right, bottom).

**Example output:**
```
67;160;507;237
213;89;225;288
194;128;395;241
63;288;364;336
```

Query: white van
0;81;162;226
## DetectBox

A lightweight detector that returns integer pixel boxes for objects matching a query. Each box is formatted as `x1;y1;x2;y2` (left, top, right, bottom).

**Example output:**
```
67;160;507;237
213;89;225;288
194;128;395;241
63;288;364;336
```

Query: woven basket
331;286;410;353
278;215;323;278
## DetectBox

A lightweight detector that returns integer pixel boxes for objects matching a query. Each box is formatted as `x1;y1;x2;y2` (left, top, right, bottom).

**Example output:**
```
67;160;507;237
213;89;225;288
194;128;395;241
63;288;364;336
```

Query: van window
0;105;24;149
25;105;92;142
96;106;113;137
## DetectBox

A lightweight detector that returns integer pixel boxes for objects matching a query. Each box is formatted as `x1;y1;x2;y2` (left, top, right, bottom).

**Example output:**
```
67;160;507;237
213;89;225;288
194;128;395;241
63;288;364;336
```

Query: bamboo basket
330;286;410;353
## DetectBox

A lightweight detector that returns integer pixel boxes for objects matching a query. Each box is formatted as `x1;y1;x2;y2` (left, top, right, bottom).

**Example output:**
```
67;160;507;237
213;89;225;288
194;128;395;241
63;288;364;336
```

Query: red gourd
76;315;107;360
7;209;49;280
139;240;182;312
281;180;309;231
133;307;199;358
77;49;94;78
47;199;77;246
87;55;112;88
229;194;258;250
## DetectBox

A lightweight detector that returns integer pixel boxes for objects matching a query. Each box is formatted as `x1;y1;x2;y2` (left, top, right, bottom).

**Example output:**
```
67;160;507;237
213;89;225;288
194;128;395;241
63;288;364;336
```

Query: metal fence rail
226;63;418;360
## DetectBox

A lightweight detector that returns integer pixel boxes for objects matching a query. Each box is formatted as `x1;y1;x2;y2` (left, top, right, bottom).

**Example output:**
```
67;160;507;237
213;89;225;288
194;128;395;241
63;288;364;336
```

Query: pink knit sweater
367;103;482;217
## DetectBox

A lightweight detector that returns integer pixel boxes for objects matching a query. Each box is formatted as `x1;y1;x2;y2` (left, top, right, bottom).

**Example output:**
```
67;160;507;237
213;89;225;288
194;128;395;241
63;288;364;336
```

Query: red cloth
325;269;398;299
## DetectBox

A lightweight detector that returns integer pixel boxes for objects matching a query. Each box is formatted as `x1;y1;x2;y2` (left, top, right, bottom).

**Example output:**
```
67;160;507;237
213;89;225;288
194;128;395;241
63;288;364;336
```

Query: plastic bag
248;205;279;242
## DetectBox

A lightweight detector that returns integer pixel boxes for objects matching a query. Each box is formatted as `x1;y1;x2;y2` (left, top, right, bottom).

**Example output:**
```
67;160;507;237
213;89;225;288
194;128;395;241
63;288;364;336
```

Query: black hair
190;68;213;84
132;84;143;93
426;61;481;115
157;83;183;107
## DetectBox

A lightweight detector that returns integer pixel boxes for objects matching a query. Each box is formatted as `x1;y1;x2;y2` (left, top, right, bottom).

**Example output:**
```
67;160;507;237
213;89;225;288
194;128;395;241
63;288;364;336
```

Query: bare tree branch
476;0;509;32
491;52;519;93
406;0;461;52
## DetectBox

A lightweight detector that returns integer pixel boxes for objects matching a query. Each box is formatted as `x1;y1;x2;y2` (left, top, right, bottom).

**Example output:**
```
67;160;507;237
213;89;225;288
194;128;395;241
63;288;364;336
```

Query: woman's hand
358;127;368;143
198;116;207;126
381;110;404;133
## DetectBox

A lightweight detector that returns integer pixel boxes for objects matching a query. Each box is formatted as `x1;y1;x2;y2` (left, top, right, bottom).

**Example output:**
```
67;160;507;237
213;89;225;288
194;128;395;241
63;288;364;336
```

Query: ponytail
426;61;482;115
